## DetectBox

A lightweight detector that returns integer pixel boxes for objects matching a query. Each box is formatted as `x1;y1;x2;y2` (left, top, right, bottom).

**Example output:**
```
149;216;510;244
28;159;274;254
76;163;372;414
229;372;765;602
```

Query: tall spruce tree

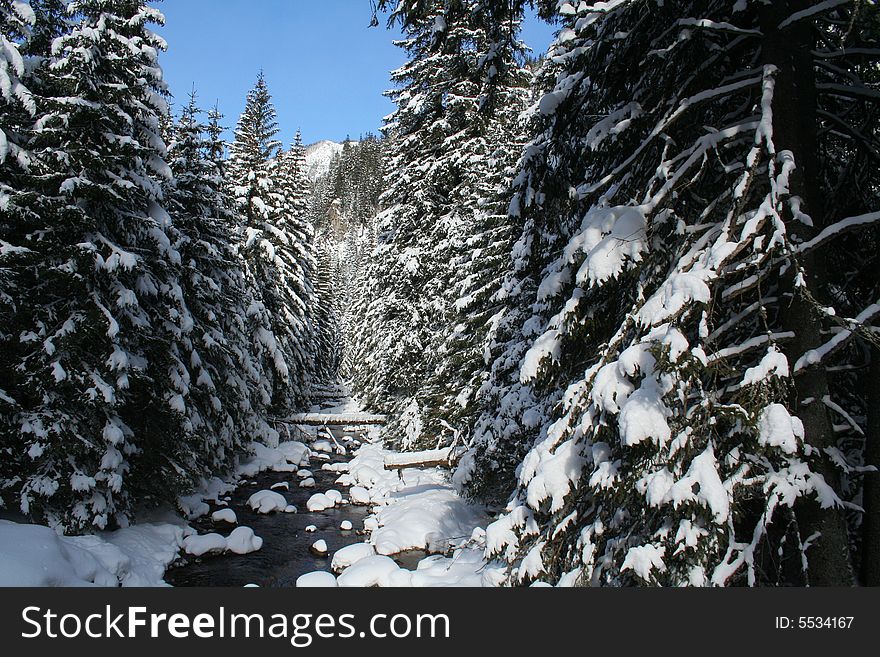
1;0;199;530
231;73;315;414
165;91;274;475
352;0;531;449
0;0;37;509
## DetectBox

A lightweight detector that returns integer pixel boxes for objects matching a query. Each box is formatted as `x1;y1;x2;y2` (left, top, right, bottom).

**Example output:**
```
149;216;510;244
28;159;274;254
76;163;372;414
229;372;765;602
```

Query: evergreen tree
165;91;274;475
468;0;879;587
0;0;37;510
0;0;194;530
352;0;531;449
231;73;315;413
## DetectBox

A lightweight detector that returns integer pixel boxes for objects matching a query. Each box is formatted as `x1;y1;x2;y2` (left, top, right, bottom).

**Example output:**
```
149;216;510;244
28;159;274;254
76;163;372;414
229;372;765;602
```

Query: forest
1;0;879;588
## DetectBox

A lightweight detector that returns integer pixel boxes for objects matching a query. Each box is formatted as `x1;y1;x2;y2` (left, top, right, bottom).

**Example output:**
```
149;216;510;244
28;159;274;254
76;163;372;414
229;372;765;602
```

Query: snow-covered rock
331;543;375;572
310;539;328;556
296;571;338;587
237;441;311;478
182;533;227;557
270;482;289;491
305;525;317;533
312;439;333;453
299;478;316;488
340;520;353;531
226;527;263;555
306;493;335;512
325;489;343;504
349;486;371;505
247;490;289;514
336;555;401;587
211;509;238;524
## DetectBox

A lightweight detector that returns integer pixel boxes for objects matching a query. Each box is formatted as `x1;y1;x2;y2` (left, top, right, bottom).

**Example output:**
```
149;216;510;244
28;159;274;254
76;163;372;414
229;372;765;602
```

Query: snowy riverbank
0;437;317;587
0;413;501;588
296;441;505;587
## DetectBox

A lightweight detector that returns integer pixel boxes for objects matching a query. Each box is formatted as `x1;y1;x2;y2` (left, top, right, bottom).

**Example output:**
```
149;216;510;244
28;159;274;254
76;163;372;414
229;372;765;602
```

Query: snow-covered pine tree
271;131;317;394
420;2;533;457
164;91;274;475
312;236;342;383
0;0;37;508
23;0;67;59
231;74;314;414
1;0;202;531
354;0;530;448
469;0;879;587
0;0;34;171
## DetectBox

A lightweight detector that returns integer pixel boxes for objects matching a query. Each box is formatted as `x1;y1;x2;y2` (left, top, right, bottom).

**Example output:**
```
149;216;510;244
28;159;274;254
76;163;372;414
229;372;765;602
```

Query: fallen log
383;447;461;471
282;413;387;426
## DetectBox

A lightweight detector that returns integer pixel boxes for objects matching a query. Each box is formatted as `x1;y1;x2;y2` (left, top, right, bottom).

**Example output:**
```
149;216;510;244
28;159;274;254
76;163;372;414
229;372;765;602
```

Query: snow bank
0;519;187;587
329;441;497;587
236;441;311;478
367;465;488;555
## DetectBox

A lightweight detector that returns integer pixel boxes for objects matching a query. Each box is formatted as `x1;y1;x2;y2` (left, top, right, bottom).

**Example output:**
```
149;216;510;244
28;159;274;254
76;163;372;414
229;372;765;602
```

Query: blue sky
155;1;555;147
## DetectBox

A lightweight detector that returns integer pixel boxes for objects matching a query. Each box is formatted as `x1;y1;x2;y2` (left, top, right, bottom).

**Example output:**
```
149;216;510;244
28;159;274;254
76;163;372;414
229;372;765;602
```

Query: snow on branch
707;332;796;364
778;0;850;29
794;302;880;372
676;18;761;36
795;211;880;254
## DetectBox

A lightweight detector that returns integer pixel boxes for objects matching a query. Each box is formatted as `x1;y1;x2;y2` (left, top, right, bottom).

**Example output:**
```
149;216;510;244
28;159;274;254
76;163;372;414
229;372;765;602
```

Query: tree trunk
862;347;880;585
760;0;855;586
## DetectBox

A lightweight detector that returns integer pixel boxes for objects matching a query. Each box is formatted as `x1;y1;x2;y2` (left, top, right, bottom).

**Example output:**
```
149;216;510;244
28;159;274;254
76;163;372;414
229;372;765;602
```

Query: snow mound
349;486;371;505
226;527;263;555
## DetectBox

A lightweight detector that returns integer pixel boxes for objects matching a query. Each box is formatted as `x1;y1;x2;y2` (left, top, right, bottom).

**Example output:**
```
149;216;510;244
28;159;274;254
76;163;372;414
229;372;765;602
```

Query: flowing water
165;432;371;588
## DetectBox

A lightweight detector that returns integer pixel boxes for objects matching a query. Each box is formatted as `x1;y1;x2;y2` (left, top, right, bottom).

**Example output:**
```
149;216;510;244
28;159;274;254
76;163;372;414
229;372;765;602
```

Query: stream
165;429;372;588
